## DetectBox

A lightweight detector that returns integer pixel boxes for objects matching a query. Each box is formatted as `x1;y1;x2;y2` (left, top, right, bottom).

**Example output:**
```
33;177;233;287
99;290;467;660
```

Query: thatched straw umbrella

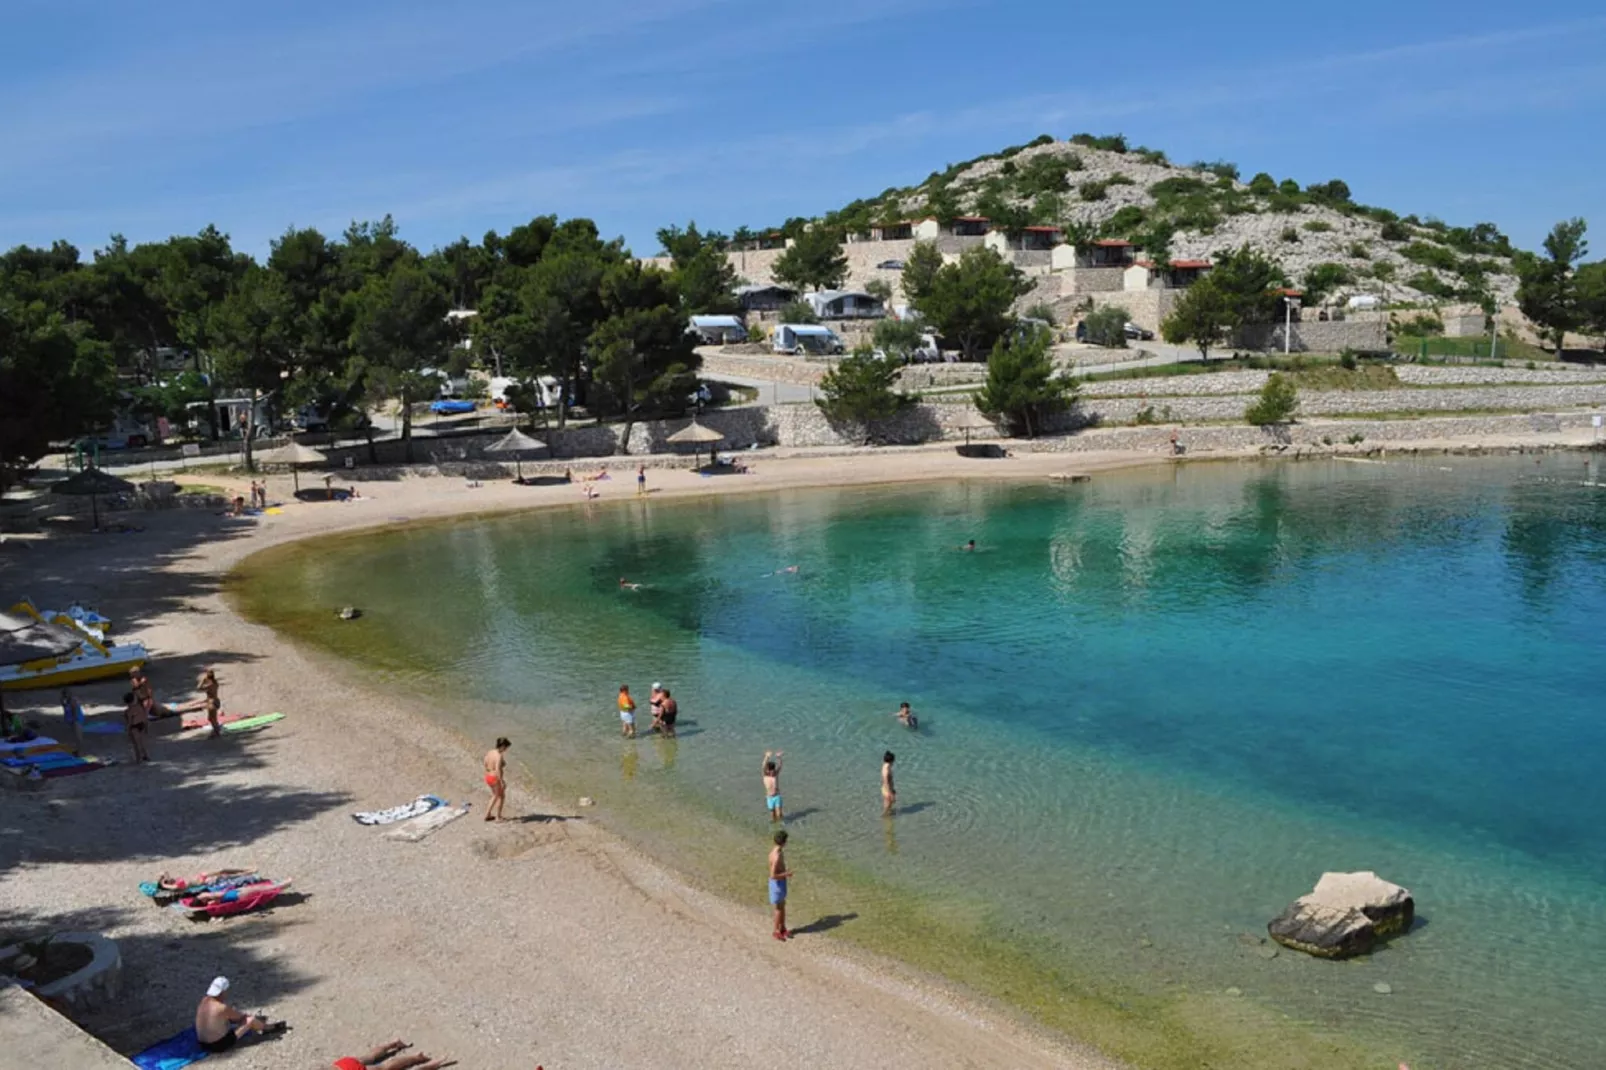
666;420;724;469
484;428;546;482
254;440;328;493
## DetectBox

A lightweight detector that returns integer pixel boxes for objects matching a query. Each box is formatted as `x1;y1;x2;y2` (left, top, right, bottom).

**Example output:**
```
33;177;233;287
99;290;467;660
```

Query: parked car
876;259;905;270
1123;322;1154;341
75;431;148;451
429;399;477;415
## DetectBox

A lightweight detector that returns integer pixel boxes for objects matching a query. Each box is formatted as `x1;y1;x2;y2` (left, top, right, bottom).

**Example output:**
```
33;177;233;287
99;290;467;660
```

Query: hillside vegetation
757;134;1523;308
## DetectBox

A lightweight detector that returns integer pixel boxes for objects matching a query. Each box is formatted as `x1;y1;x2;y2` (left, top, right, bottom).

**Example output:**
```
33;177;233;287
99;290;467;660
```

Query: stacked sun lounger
0;736;114;780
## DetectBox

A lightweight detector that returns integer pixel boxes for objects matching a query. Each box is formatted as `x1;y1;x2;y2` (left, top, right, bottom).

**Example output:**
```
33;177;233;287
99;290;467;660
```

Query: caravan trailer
772;323;844;356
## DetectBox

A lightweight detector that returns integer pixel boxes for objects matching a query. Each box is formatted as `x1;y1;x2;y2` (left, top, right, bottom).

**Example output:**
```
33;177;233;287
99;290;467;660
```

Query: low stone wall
1080;384;1606;423
1238;320;1388;353
1020;412;1602;454
897;363;987;390
699;352;826;386
1394;364;1606;385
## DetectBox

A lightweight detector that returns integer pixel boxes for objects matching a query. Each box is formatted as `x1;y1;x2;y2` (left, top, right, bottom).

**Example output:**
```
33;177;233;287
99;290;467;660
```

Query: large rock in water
1267;871;1415;959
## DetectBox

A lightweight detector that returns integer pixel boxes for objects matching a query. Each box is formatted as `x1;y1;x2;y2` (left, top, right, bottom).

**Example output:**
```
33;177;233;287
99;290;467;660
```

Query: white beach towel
382;802;472;842
352;794;445;826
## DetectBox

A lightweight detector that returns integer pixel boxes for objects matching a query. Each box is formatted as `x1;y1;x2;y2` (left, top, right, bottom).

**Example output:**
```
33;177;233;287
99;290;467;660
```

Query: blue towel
132;1027;208;1070
2;753;81;768
82;721;126;735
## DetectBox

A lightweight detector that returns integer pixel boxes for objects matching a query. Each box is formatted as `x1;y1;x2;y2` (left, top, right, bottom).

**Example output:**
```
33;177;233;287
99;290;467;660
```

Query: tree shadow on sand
0;901;315;1054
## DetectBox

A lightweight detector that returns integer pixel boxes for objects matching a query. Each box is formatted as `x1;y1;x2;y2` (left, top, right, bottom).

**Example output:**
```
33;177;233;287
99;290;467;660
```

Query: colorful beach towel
353;794;445;826
38;757;114;778
180;711;252;731
2;751;72;768
222;713;284;734
132;1027;208;1070
172;879;291;919
0;735;57;754
383;801;472;842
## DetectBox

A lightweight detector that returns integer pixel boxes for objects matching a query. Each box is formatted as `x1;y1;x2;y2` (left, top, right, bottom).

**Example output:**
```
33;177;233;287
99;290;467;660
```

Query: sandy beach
0;449;1171;1070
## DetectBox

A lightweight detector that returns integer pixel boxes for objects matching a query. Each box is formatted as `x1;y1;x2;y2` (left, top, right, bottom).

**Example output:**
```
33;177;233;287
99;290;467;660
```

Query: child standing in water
769;829;793;941
881;751;896;815
617;685;637;738
762;751;784;822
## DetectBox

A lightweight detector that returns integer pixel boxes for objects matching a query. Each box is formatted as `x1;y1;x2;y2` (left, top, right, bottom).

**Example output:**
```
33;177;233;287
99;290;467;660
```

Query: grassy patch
177;483;229;496
1288;364;1400;391
1396;335;1551;362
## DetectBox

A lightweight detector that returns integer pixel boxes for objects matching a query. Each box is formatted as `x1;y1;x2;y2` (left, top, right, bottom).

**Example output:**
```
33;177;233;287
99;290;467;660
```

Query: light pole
1284;295;1301;355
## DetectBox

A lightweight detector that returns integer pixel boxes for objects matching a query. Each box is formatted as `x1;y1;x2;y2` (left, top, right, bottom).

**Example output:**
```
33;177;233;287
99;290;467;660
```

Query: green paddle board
222;712;285;733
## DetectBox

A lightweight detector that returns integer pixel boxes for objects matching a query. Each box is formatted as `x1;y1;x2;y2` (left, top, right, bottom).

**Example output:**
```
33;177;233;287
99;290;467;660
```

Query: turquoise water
259;455;1606;1068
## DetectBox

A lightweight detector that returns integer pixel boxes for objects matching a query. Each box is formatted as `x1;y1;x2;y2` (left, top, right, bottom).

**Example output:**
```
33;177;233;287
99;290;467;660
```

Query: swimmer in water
961;540;976;551
772;565;799;576
895;702;918;729
619;578;643;591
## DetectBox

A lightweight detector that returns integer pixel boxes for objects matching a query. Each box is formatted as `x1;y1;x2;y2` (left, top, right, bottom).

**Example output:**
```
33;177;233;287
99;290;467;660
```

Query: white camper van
772;323;844;356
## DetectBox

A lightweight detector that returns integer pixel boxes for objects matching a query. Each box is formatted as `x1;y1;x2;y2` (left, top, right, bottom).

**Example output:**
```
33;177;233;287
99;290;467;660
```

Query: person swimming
961;540;976;551
895;702;919;729
619;578;644;591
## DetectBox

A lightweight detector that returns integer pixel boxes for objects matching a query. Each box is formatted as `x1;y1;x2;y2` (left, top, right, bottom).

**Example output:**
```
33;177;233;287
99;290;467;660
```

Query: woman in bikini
483;737;510;821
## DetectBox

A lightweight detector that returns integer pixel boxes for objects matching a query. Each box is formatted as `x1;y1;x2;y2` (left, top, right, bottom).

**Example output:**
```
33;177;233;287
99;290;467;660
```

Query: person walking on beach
198;668;222;737
762;750;784;822
769;829;793;941
637;465;647;497
483;738;510;821
881;751;896;815
123;690;150;763
618;685;637;738
61;687;85;755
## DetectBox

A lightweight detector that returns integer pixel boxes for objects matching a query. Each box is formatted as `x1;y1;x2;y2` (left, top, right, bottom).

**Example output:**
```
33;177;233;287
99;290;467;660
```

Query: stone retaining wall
1082;384;1606;423
1238;319;1389;353
1394;365;1606;385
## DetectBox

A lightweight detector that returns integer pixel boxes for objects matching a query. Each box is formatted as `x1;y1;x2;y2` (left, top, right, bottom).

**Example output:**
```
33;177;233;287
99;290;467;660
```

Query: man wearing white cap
195;976;278;1053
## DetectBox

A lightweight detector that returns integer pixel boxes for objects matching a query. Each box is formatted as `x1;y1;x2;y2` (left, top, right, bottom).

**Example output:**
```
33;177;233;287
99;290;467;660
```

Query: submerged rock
338;606;362;621
1267;871;1414;959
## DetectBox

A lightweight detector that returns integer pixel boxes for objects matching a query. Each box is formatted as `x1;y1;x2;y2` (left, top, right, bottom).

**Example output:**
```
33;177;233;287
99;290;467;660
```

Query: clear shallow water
243;455;1606;1069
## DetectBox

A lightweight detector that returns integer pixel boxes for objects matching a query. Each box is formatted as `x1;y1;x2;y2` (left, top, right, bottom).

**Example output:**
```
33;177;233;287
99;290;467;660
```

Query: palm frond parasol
484;428;546;481
666;420;724;468
52;467;136;530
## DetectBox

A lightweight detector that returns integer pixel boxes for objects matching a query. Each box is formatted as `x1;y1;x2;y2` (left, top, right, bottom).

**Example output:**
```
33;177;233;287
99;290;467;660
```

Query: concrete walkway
701;371;817;405
0;986;134;1067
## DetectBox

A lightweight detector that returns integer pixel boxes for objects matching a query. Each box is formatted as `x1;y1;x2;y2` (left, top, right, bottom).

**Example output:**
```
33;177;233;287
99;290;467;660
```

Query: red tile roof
953;215;990;223
1093;239;1133;247
1023;225;1062;232
1170;259;1212;269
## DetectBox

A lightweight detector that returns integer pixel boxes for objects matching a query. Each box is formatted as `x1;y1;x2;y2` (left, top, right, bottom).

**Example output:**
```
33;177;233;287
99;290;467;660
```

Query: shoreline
2;439;1589;1068
3;448;1167;1070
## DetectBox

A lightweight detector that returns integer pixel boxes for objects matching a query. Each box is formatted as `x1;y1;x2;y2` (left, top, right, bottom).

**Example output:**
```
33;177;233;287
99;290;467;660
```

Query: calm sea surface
244;455;1606;1069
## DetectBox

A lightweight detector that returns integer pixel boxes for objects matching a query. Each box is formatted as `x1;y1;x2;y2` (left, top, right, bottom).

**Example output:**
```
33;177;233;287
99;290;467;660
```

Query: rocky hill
794;134;1522;308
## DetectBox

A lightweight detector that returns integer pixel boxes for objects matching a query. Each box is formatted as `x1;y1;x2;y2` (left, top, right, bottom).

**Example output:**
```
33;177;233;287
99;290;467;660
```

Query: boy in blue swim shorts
768;829;793;941
762;750;784;822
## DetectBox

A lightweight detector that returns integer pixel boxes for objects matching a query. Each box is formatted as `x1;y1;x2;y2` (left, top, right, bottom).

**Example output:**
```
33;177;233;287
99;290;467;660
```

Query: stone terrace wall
1238;320;1388;353
1079;384;1606;423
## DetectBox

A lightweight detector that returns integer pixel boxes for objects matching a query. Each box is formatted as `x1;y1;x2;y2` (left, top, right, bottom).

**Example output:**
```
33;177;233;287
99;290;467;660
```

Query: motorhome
773;323;844;356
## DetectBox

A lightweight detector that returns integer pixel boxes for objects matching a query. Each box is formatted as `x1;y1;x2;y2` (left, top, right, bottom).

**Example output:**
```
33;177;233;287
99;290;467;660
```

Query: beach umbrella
667;420;724;468
51;467;135;531
255;440;328;493
0;610;84;728
953;407;994;448
484;428;546;481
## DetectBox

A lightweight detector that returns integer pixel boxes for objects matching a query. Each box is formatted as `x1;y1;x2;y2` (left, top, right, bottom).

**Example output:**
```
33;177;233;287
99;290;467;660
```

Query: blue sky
3;0;1604;261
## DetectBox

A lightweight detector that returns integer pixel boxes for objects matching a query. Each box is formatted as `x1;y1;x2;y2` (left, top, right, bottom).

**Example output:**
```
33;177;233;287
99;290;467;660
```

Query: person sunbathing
183;879;283;906
333;1039;454;1070
156;868;257;893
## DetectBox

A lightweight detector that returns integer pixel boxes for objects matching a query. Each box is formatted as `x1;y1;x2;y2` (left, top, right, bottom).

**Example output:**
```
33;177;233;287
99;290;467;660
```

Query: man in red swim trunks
483;737;510;822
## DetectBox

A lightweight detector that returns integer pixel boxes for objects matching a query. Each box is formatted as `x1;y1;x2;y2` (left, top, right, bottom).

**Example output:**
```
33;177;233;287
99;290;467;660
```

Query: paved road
701;371;817;405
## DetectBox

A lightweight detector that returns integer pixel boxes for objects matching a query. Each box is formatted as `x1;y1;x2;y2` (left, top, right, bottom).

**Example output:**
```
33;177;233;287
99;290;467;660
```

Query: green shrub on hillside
1070;133;1128;153
1280;226;1300;243
1379;220;1410;242
1248;172;1277;195
1191;160;1239;181
1108;172;1135;185
1135;147;1168;165
1303;220;1333;233
1245;373;1299;426
1348;241;1372;259
1083;306;1130;348
1401;240;1459;271
1406;271;1458;299
1105;205;1147;235
1302;262;1355;303
1078;180;1109;201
